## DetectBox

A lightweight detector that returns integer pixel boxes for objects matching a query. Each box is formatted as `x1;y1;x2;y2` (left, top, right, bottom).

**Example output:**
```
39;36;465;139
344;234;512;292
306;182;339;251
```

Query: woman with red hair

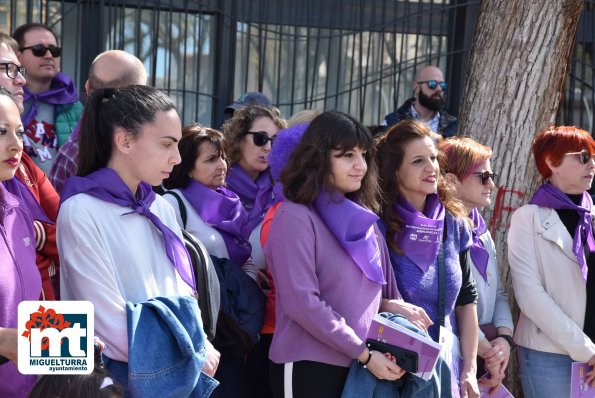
439;137;514;391
508;126;595;397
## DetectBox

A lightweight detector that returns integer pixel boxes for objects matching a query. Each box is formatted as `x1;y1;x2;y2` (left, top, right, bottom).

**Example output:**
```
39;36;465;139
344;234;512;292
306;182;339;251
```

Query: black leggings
269;360;349;398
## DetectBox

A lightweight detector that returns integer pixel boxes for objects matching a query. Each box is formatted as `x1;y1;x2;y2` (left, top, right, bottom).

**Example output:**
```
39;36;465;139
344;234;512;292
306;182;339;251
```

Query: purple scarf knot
393;194;445;272
180;180;252;266
61;168;196;292
22;72;80;127
226;164;274;233
530;183;595;283
314;190;385;284
470;208;489;283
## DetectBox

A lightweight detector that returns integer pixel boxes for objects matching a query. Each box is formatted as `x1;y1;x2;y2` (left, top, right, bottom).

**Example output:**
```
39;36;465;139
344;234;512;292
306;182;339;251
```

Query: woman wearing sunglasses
376;119;480;398
508;126;595;397
222;104;286;272
218;104;285;398
265;111;410;398
439;137;514;392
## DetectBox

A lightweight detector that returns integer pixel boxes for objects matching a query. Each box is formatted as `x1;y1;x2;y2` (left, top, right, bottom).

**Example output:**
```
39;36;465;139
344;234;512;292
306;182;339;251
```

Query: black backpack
164;190;220;341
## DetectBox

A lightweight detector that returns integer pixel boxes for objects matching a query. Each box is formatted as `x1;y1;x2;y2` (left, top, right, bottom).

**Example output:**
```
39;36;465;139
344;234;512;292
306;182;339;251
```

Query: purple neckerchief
470;208;489;283
226;164;274;233
22;72;80;127
529;183;595;283
314;190;385;284
2;177;51;223
394;194;445;272
180;180;252;266
61;167;196;292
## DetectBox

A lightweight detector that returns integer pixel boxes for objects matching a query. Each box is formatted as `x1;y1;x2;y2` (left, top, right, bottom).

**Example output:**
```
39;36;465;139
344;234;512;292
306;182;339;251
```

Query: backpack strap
164;190;187;229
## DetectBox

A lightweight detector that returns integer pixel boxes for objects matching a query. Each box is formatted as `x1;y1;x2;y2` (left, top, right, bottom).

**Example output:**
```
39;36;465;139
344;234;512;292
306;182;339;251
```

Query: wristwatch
496;334;516;351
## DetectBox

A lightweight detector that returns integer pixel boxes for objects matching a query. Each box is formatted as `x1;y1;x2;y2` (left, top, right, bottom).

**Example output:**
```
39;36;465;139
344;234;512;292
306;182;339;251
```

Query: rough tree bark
458;0;584;396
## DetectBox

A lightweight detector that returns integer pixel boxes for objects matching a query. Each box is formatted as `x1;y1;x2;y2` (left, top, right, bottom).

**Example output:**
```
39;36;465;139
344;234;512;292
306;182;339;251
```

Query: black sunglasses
19;44;62;58
0;62;26;79
473;170;497;185
417;80;447;91
245;131;275;147
565;149;595;165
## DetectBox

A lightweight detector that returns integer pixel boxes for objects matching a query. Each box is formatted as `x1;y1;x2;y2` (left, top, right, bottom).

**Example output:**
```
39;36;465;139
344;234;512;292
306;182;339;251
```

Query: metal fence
2;0;593;131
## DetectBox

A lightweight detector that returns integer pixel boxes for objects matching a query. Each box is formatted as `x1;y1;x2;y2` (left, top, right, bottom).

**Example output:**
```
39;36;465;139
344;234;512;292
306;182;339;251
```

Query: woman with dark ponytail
58;86;219;396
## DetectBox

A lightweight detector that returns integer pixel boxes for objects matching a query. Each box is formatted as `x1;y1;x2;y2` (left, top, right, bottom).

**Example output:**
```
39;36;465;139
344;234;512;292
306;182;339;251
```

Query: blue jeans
518;346;573;398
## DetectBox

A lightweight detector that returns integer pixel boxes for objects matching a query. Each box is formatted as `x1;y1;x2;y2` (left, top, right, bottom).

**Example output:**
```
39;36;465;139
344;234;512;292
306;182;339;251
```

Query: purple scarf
22;72;80;127
529;183;595;283
226;164;274;232
61;168;196;291
393;194;445;272
314;190;385;284
470;208;489;283
2;177;50;223
180;180;252;266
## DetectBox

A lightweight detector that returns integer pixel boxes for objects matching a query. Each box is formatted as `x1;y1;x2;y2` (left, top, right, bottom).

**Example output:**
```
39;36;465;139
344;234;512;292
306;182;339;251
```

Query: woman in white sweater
508;126;595;397
58;86;219;390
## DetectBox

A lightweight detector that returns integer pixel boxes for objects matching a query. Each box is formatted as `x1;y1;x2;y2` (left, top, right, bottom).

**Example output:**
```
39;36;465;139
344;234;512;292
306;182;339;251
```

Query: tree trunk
458;0;583;396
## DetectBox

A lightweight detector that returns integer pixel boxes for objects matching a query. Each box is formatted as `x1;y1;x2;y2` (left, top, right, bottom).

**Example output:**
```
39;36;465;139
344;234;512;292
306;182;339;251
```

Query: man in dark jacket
382;65;457;138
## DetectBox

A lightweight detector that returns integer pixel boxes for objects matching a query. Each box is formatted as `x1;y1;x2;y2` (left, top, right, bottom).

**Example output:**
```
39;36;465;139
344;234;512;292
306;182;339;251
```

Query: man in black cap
224;91;272;117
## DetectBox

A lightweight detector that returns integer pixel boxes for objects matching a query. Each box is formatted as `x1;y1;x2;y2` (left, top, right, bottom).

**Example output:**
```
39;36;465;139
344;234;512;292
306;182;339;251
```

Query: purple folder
366;314;441;380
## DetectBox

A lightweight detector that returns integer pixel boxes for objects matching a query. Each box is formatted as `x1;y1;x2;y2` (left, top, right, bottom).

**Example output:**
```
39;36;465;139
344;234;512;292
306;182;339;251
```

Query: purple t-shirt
384;212;472;341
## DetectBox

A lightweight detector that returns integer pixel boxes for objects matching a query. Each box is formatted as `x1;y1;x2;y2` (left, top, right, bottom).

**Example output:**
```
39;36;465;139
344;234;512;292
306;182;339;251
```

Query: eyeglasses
565;149;595;165
473;170;497;185
0;63;26;79
245;131;275;147
19;45;62;58
417;80;447;91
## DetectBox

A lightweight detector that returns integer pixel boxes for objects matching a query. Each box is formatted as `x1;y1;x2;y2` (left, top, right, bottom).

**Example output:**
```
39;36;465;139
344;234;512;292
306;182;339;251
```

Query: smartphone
366;339;419;373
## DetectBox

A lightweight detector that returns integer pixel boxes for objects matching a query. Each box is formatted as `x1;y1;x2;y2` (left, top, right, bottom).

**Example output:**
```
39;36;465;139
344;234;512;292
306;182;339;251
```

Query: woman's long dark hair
77;85;176;177
281;110;379;211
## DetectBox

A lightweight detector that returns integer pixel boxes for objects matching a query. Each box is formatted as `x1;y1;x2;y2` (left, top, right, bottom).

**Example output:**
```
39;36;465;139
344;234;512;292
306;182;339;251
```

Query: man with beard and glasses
381;65;458;138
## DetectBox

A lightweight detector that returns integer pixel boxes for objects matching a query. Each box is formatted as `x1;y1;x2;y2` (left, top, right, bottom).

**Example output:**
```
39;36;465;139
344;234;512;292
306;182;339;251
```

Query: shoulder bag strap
437;243;446;327
163;190;187;229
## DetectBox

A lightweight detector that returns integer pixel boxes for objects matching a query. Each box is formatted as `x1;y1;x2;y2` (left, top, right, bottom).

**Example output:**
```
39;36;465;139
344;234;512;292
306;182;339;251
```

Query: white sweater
58;193;194;362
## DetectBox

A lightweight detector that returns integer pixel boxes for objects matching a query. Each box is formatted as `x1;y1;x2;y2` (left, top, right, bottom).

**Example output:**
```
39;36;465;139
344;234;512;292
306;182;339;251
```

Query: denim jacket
105;295;219;398
341;313;451;398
